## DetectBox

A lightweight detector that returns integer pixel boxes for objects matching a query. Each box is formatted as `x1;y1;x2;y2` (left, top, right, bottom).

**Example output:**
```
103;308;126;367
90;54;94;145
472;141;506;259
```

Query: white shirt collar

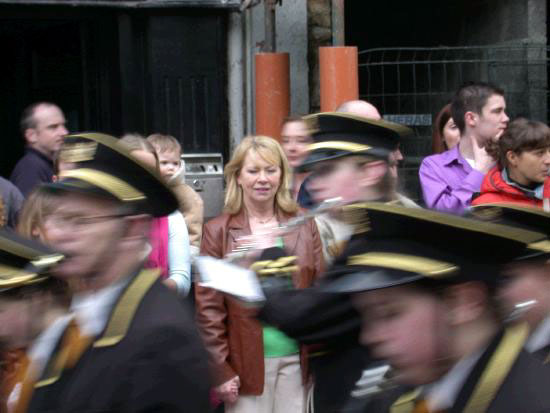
70;277;129;337
423;349;484;411
526;315;550;353
27;313;74;378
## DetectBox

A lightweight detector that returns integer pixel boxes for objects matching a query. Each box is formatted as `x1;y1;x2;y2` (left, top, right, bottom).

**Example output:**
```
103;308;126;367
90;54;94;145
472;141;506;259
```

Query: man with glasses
25;133;210;413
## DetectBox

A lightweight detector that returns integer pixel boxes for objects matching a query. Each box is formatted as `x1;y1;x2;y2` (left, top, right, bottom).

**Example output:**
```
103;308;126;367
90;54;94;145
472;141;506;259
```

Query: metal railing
358;44;549;202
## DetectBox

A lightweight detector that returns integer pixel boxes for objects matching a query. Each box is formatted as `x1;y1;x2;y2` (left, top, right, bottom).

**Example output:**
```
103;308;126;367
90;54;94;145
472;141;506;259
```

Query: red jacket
472;166;542;208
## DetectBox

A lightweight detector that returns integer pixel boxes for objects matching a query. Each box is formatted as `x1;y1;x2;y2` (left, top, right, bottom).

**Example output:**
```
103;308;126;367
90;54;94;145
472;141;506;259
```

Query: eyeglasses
44;214;126;230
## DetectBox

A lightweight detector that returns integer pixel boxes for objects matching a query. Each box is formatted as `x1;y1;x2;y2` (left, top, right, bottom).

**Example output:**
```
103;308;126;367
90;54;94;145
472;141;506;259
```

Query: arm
176;184;204;253
419;157;484;214
166;212;191;296
194;221;237;386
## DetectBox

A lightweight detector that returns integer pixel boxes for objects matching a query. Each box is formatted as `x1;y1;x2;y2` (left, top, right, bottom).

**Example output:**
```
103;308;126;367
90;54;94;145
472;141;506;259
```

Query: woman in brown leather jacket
195;135;324;413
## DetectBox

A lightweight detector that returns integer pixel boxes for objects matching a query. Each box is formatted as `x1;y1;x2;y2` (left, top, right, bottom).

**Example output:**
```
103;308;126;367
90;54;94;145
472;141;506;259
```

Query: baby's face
158;150;181;180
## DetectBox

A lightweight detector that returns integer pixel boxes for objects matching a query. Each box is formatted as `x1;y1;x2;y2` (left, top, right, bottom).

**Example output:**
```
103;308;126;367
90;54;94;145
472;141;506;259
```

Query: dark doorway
0;5;228;179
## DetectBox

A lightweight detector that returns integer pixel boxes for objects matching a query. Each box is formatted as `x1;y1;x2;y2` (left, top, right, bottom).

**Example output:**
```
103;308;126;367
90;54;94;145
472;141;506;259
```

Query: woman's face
442;117;460;150
281;121;313;169
237;150;282;208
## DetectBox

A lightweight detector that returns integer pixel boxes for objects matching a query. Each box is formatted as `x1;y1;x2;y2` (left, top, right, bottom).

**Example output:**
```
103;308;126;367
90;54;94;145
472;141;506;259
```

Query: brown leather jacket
195;208;324;395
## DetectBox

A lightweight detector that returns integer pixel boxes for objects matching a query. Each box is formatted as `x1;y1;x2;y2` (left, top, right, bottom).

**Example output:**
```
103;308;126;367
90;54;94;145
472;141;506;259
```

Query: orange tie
412;399;430;413
59;321;92;369
412;398;447;413
1;349;29;399
13;320;91;413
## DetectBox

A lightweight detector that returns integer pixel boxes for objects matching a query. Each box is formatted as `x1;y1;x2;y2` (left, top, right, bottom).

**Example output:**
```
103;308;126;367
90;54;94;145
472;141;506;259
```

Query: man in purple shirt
10;102;68;196
419;82;509;214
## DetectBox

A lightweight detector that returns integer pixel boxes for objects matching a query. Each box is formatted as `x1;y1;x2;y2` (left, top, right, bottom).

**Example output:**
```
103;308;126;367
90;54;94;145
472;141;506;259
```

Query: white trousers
226;354;305;413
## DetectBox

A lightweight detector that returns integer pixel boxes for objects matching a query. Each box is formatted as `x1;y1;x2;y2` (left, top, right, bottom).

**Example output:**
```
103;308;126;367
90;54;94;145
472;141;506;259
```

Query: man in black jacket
10;102;68;196
25;132;210;413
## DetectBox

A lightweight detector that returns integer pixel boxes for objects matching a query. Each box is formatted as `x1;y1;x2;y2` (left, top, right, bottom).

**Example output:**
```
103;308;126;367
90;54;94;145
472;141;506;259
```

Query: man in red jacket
472;117;550;207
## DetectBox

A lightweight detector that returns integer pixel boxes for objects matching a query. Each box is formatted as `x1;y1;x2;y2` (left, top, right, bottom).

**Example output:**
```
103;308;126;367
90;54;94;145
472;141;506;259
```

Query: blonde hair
119;133;160;170
224;136;298;215
17;187;61;241
147;133;182;155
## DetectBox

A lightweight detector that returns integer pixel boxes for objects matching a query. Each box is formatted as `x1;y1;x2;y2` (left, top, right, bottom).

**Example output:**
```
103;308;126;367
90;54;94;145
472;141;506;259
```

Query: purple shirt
419;146;485;215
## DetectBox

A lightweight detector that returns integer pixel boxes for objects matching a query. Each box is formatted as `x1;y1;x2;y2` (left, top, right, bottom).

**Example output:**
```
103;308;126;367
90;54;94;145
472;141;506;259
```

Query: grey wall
250;1;309;119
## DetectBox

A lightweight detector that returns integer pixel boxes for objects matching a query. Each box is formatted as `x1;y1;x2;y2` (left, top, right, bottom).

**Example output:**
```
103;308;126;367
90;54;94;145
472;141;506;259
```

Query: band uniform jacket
364;325;550;413
195;208;324;395
27;269;211;413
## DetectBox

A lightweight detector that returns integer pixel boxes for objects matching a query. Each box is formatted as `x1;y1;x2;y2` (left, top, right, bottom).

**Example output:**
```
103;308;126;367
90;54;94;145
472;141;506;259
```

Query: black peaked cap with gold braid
322;203;547;294
47;132;178;217
469;203;550;259
297;112;412;172
0;229;63;290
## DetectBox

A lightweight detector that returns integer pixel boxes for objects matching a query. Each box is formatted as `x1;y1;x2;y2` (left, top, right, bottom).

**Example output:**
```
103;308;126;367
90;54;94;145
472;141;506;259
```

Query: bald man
336;100;403;179
335;100;381;120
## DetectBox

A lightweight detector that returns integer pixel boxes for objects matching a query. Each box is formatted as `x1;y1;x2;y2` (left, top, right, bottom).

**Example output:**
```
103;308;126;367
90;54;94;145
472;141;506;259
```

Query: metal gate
358;44;549;202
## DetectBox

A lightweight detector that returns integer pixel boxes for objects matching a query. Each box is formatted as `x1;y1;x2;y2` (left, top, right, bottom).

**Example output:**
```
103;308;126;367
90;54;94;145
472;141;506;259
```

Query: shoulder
168;210;186;225
420;152;448;170
139;280;194;323
204;212;235;232
174;183;204;204
491;349;550;411
0;176;21;196
123;279;197;342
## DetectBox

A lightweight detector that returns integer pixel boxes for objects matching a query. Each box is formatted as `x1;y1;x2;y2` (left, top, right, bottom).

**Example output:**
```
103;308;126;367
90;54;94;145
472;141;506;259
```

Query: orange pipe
255;52;290;141
319;46;359;112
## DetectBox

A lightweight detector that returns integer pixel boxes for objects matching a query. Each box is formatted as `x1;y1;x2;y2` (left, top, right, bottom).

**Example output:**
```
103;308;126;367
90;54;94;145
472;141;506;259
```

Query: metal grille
358;45;549;202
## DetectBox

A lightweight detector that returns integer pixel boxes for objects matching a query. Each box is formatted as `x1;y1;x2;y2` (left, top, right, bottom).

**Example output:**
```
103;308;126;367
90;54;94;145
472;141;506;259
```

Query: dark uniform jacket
363;325;550;413
259;231;372;413
27;269;211;413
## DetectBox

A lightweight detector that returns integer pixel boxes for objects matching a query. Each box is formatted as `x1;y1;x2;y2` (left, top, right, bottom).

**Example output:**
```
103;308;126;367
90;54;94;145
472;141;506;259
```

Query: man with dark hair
10;102;68;196
419;82;509;214
24;132;210;412
472;118;550;207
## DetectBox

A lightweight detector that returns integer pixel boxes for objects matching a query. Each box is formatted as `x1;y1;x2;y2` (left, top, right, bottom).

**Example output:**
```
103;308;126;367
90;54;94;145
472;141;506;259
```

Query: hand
215;376;240;404
472;137;495;174
162;279;178;291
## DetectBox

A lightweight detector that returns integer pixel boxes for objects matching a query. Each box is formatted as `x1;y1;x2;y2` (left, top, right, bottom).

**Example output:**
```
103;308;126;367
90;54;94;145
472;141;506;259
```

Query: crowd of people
0;79;550;413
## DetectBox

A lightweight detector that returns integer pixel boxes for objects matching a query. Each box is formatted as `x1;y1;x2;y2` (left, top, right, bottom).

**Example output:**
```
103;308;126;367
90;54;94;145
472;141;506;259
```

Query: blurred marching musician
258;113;414;413
322;203;550;412
24;133;210;413
470;203;550;361
0;231;65;413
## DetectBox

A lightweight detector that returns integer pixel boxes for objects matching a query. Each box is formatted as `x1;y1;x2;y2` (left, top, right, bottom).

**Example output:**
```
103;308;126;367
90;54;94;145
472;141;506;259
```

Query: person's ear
357;161;388;187
25;128;37;145
506;150;519;168
464;111;477;129
444;282;487;326
119;214;152;250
